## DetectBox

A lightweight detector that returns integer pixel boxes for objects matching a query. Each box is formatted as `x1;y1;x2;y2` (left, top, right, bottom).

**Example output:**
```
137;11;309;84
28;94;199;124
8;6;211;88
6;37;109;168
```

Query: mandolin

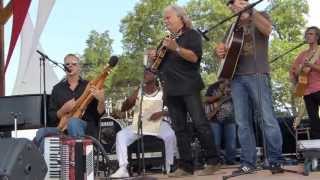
151;32;181;72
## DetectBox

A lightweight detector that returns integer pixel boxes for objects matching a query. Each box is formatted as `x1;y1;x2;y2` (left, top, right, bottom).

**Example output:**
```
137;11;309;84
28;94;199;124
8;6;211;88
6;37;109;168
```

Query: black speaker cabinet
0;138;47;180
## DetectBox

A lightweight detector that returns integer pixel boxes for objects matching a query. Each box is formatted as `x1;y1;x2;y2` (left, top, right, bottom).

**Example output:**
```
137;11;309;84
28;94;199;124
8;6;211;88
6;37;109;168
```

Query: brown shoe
195;164;221;176
168;168;193;178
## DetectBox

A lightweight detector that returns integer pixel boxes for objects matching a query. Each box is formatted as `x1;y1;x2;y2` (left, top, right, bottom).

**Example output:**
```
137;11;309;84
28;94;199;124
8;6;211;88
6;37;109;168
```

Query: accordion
44;136;94;180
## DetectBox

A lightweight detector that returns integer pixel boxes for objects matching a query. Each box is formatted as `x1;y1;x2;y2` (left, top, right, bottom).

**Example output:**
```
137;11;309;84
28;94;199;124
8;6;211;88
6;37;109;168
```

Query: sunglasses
64;62;78;66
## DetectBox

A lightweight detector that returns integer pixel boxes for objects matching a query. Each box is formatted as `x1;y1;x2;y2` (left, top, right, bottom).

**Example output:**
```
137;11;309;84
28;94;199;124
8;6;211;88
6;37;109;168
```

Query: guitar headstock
108;56;119;67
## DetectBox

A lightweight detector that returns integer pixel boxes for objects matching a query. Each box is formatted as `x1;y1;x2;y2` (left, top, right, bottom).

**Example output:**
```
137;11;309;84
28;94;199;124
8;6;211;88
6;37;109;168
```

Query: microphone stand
136;67;146;175
270;42;305;64
37;50;66;127
197;0;264;41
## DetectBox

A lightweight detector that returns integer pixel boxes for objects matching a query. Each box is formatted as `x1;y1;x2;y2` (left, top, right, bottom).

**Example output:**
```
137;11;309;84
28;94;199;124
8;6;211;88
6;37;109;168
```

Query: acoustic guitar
294;48;320;97
205;96;232;121
217;16;244;79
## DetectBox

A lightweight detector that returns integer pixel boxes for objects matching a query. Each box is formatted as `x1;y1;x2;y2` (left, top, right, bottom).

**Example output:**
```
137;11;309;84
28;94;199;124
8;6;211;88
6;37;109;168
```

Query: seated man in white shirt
110;69;178;178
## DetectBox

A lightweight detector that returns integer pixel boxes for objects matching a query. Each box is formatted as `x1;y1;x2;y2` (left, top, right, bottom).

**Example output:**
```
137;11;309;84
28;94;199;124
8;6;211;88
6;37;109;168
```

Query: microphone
36;50;49;59
197;28;210;41
62;64;71;73
143;54;148;67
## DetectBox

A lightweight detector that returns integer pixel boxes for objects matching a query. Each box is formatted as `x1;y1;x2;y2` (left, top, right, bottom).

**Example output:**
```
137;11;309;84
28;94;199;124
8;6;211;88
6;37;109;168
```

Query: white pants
115;121;177;172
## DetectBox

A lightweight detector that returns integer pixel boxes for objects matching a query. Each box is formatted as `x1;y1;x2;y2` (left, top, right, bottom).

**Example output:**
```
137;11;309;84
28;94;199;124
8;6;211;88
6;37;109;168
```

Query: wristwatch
176;46;181;53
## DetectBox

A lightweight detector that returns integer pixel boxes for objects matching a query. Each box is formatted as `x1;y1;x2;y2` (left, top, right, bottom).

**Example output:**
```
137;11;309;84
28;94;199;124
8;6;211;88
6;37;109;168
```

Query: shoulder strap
309;46;320;64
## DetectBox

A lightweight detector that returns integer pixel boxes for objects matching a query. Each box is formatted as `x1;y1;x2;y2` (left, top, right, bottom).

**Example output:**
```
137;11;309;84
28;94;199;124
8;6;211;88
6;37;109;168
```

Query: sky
2;0;320;139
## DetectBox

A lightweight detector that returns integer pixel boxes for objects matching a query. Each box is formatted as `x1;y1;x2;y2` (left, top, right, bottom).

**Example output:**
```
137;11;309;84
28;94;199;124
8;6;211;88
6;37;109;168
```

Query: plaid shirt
205;83;235;123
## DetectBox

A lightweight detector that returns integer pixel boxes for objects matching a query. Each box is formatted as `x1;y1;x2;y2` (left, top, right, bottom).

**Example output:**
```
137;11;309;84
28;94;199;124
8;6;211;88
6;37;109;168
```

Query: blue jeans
231;74;283;167
33;118;87;154
210;122;237;163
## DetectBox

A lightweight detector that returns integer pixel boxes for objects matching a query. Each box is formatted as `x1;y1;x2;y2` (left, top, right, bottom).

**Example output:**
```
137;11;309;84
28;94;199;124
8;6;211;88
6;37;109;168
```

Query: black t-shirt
47;78;102;127
159;28;204;96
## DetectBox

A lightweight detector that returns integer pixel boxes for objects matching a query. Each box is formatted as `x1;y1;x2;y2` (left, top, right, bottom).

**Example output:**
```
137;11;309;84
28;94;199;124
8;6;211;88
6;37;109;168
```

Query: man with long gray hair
155;4;221;177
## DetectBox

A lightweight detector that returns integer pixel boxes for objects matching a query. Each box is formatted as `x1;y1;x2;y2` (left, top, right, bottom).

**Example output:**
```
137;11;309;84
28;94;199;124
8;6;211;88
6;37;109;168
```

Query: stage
96;164;320;180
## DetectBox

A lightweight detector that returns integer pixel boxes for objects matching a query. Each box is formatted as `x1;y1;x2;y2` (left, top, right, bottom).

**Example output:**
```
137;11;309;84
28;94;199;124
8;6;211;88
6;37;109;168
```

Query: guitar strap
297;46;320;75
308;46;320;64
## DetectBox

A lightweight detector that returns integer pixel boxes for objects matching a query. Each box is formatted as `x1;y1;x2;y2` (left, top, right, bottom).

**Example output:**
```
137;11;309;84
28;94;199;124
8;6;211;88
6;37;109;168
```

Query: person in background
204;79;237;165
290;26;320;139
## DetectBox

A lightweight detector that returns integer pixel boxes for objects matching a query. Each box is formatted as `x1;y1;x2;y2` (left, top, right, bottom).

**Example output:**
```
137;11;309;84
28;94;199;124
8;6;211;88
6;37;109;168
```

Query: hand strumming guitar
57;99;76;119
215;43;227;59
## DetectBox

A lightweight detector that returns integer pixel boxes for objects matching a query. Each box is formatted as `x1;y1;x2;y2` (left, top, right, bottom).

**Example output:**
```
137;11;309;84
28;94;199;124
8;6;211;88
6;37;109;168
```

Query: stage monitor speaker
0;138;47;180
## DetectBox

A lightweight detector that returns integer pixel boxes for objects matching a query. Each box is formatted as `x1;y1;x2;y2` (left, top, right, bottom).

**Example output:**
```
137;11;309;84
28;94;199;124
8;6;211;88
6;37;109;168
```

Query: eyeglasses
64;62;78;66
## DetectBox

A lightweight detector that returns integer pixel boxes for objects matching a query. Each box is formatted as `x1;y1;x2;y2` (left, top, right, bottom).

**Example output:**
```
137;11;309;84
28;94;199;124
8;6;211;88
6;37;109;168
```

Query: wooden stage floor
97;164;320;180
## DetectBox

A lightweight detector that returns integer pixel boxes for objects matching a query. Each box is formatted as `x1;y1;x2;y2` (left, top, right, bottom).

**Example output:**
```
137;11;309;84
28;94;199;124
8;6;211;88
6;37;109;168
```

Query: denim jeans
231;74;283;167
210;122;237;163
33;118;87;154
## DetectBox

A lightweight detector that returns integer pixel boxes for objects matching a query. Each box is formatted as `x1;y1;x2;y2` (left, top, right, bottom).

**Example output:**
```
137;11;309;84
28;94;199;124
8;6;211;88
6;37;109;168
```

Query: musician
33;54;105;153
156;5;220;177
290;26;320;139
110;68;177;178
204;79;237;165
215;0;284;174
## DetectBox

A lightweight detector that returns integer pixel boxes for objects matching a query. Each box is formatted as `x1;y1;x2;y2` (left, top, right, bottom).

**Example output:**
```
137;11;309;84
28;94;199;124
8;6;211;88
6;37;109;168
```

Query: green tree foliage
81;30;142;101
186;0;232;75
120;0;177;54
80;0;310;114
81;30;113;80
80;30;117;96
116;0;176;98
270;0;308;41
268;0;308;115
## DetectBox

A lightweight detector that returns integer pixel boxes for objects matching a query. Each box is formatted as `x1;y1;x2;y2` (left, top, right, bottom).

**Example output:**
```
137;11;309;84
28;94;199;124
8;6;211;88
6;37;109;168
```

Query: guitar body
206;105;219;120
205;96;232;121
217;23;244;79
294;72;308;97
293;47;320;97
